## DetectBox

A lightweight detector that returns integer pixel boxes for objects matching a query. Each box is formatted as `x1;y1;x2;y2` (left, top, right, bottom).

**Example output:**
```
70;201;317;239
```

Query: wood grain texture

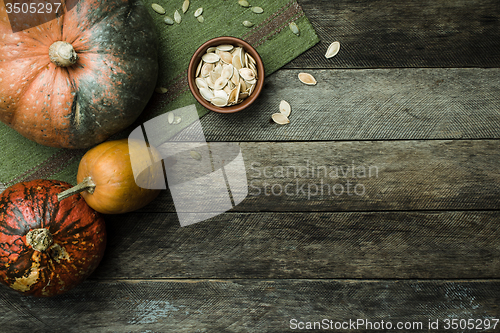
87;211;500;279
0;2;498;331
193;68;500;141
290;0;500;68
141;140;500;212
0;279;498;332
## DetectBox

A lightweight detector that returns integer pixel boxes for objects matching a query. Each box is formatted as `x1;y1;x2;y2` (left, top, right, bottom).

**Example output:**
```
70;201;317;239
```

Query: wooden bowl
188;36;265;114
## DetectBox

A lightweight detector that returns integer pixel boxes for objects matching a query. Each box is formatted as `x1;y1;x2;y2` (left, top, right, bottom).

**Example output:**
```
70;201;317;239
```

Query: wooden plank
142;140;500;212
1;279;498;332
195;68;500;141
91;211;500;279
291;0;500;68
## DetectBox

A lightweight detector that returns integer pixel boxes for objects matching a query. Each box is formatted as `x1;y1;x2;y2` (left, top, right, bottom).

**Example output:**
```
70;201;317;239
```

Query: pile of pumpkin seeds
194;44;259;107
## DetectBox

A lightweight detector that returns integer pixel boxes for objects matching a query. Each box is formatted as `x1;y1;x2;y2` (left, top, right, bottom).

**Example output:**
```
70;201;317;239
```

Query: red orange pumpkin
0;179;106;297
0;0;158;148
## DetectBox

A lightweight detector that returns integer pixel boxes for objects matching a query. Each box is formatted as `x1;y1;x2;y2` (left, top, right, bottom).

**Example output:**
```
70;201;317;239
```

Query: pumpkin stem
49;41;78;67
57;177;96;202
26;228;53;252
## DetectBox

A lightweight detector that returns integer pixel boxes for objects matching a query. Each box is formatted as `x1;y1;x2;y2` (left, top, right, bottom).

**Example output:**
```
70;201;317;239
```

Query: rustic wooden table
1;0;500;332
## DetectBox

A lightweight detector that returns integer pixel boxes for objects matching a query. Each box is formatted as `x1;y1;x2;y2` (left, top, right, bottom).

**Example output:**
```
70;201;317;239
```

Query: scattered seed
194;7;203;17
173;116;182;124
298;72;317;85
325;41;340;58
289;22;300;36
197;15;204;23
151;3;165;14
182;0;189;13
251;7;264;14
164;16;174;25
174;10;182;23
280;100;291;117
272;113;290;125
155;87;168;94
238;0;250;7
190;151;202;160
167;112;175;124
243;20;254;27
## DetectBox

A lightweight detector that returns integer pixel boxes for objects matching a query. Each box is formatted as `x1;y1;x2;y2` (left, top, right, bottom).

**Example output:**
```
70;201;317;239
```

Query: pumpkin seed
221;64;234;80
206;47;217;53
232;55;242;70
174;10;182;23
164;16;174;25
237;48;246;67
206;76;215;89
213;89;229;100
239;68;255;81
195;60;203;76
298;72;317;85
238;0;250;7
182;0;189;13
289;22;300;36
280;100;291;117
325;41;340;58
214;77;228;90
197;15;204;23
231;68;240;85
228;83;241;105
194;7;203;17
195;78;208;89
213;63;223;78
251;6;264;14
272;113;290;125
190;151;202;160
243;20;254;27
202;53;220;63
219;51;233;64
199;87;214;101
217;44;234;52
173;116;182;124
151;3;166;14
155;87;168;94
246;53;256;65
167;112;175;124
247;81;256;95
201;62;213;77
211;96;229;107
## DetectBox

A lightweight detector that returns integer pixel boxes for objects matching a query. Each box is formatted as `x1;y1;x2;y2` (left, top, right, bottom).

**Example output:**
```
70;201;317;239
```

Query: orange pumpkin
58;139;164;214
0;0;158;148
0;179;106;297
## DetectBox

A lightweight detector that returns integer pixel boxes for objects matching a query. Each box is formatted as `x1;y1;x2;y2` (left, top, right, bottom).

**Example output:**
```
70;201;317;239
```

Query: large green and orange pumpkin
0;0;158;148
0;179;106;297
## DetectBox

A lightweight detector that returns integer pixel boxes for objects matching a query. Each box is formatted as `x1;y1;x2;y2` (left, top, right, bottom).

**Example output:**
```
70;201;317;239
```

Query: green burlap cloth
0;0;319;188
